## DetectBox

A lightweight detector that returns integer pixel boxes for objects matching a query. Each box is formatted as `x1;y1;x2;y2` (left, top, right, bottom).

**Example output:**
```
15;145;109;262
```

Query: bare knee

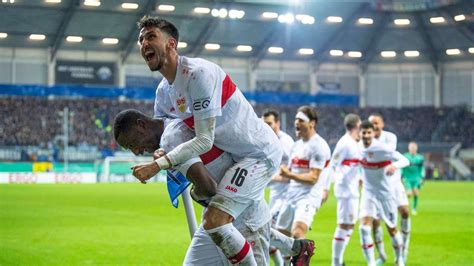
361;217;373;227
292;222;308;239
386;226;397;236
399;205;410;218
372;218;380;228
202;206;234;230
339;224;354;230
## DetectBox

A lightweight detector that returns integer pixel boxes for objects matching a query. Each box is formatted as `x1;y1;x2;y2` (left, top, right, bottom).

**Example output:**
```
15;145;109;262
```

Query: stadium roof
0;0;473;69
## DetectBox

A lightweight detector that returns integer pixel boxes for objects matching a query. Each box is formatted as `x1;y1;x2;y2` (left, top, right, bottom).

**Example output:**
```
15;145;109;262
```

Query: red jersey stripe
360;159;391;169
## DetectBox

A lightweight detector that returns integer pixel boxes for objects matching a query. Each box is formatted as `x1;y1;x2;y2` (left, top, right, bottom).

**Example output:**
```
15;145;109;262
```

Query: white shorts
270;197;284;228
359;191;398;229
209;158;273;230
394;180;409;207
336;197;359;225
276;196;321;232
184;223;271;266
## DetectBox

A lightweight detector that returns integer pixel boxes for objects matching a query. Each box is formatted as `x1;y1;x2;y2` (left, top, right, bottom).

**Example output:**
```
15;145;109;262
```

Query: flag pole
182;186;198;239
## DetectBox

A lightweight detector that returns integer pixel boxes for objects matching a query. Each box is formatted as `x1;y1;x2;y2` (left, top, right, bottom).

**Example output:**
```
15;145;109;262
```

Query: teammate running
402;141;425;215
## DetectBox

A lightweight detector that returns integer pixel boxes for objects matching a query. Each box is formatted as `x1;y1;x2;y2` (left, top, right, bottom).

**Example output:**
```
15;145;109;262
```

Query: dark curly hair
137;15;179;42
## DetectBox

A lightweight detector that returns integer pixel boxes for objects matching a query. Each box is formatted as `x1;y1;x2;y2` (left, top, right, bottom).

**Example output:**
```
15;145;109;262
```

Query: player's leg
269;198;284;266
332;197;358;266
204;158;274;265
412;180;420;213
183;225;229;265
381;199;404;266
275;202;295;265
359;193;377;266
372;218;387;265
234;222;271;266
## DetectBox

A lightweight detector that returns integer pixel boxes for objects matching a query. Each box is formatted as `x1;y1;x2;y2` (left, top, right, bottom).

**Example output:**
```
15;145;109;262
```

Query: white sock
343;229;354;260
270;247;284;266
374;225;387;260
401;217;411;260
270;228;295;255
360;225;376;266
391;231;404;264
332;227;348;266
206;223;256;265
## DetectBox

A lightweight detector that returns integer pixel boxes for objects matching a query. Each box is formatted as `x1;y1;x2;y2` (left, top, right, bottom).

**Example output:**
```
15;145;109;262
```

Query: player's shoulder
312;134;331;153
181;56;220;74
382;130;397;140
279;130;294;142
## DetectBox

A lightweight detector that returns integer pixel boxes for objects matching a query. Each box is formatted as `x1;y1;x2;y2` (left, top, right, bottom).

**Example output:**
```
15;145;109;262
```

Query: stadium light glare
381;51;397;57
102;38;119;44
83;0;100;7
177;42;187;49
430;17;445;24
121;3;138;9
327;16;343;23
404;50;420;57
158;4;175;12
296;14;315;25
66;36;83;43
278;13;295;24
262;12;278;19
394;19;410;25
298;48;314;55
358;18;373;25
193;7;210;14
268;47;284;54
348;51;362;58
45;0;61;3
205;43;220;50
29;34;46;40
454;14;465;21
0;33;8;39
236;45;252;52
469;47;474;54
446;48;461;55
211;8;227;18
329;49;343;56
229;9;245;19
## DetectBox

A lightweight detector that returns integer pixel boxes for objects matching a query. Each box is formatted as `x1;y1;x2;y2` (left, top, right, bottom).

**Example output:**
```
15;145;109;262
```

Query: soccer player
369;114;411;264
358;121;409;266
262;109;294;266
329;113;362;266
113;109;314;265
402;141;425;215
130;15;295;265
276;106;331;242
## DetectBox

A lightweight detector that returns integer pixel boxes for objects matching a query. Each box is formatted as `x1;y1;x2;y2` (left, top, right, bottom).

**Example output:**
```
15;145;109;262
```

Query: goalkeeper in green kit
402;142;425;215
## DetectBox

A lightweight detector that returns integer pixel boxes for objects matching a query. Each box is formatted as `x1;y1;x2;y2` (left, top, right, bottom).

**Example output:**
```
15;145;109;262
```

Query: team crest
176;95;186;113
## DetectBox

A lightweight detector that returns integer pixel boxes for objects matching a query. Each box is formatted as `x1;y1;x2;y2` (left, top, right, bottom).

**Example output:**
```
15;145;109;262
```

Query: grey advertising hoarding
56;61;116;86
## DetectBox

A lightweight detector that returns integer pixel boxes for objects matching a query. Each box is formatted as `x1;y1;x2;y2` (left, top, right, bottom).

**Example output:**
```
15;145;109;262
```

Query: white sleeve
158;117;216;168
154;87;167;119
391;151;409;169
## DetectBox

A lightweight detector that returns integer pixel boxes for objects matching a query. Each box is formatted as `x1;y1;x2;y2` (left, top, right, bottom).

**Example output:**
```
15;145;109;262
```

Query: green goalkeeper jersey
402;153;424;181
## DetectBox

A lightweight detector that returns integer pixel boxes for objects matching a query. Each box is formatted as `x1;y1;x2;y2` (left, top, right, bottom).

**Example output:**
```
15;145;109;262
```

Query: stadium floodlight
83;0;100;7
430;17;445;24
2;0;14;2
296;14;315;25
404;50;420;57
327;16;343;23
358;18;373;25
158;4;175;12
454;14;465;21
45;0;61;3
66;36;83;43
229;9;245;19
121;3;138;9
29;34;46;40
268;46;284;53
278;13;295;24
381;51;397;57
236;45;252;52
262;12;278;19
469;47;474;54
446;48;461;55
0;33;7;39
102;38;119;44
348;51;362;58
330;49;343;56
177;42;187;49
298;48;314;55
204;43;220;50
211;8;227;18
194;7;210;14
394;19;410;25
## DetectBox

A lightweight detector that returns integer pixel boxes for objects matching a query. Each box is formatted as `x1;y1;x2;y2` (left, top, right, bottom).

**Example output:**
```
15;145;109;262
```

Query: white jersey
360;140;408;199
154;55;281;166
269;131;294;196
286;133;331;201
160;119;269;230
378;130;397;151
328;133;362;199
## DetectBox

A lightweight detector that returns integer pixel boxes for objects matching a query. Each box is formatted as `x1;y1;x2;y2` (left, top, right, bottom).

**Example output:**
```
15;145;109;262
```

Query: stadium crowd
0;96;473;151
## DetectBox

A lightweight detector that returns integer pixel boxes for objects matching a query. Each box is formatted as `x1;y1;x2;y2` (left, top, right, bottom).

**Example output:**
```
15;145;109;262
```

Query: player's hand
153;148;166;160
385;164;397;176
131;162;160;184
321;189;329;204
279;166;291;178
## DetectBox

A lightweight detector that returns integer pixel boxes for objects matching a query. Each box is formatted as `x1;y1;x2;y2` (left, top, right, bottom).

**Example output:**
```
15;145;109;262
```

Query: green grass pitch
1;181;473;265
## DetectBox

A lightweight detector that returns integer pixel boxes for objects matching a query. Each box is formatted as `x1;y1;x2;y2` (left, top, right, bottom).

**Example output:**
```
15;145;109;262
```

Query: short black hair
113;109;147;141
297;105;318;123
344;113;360;131
137;15;179;42
263;109;280;122
369;113;384;120
361;120;374;130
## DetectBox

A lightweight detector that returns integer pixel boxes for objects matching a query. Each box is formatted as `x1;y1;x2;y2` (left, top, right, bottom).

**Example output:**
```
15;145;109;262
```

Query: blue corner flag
166;169;191;208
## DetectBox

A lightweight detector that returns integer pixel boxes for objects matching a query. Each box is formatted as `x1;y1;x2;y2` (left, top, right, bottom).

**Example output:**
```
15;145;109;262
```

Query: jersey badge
176;95;186;113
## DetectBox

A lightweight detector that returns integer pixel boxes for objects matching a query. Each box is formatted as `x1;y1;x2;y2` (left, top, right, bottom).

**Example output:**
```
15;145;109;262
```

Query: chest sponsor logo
176;95;186;113
193;97;211;111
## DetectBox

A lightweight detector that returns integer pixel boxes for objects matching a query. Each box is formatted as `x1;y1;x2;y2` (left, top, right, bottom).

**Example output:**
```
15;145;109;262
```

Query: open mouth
144;50;156;63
